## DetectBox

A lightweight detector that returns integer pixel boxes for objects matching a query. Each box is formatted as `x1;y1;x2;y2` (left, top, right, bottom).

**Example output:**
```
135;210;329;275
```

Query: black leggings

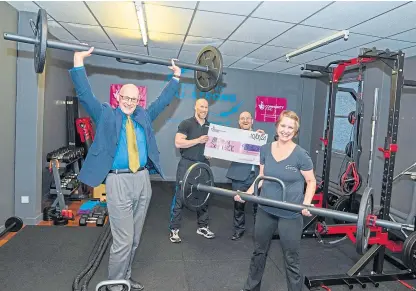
243;207;303;291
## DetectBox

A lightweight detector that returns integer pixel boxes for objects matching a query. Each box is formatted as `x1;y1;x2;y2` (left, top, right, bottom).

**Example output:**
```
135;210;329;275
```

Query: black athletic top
177;116;210;162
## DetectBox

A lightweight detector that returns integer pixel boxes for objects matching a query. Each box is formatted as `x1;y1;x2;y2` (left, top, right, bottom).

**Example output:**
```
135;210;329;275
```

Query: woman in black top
235;110;316;291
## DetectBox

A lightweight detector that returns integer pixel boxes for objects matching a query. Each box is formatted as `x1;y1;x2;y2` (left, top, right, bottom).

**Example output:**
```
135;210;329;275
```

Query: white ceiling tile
87;2;139;30
148;32;185;50
6;1;39;13
247;45;289;60
219;41;261;58
360;39;415;53
188;11;245;39
198;1;259;16
145;1;197;9
36;1;98;25
77;41;116;50
229;57;268;70
222;55;242;67
252;1;330;23
279;66;302;75
61;23;109;43
182;36;224;53
148;47;179;59
254;60;297;73
308;54;352;67
314;33;381;55
229;18;293;44
388;28;416;43
178;50;198;64
283;51;330;64
104;27;142;46
47;20;77;41
117;44;148;55
145;5;193;34
403;45;416;58
302;1;408;30
268;25;339;49
350;2;416;37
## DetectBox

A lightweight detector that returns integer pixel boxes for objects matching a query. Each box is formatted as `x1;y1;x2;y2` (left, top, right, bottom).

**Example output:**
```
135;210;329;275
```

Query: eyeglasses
119;94;139;103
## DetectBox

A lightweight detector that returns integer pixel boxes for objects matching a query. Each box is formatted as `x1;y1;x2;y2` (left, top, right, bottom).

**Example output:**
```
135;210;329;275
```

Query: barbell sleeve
196;183;409;232
3;33;211;73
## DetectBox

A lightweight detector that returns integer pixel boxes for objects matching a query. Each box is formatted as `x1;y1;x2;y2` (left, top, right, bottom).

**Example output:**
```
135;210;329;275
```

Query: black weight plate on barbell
34;9;47;73
5;216;23;232
332;195;360;224
356;187;374;255
181;163;214;211
195;46;223;92
402;231;416;272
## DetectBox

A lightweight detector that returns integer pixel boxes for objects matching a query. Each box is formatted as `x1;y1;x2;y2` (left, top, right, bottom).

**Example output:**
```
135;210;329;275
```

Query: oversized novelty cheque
204;124;268;165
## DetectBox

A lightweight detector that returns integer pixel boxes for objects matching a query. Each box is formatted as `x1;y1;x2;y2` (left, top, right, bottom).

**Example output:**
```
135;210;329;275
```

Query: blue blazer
69;67;180;187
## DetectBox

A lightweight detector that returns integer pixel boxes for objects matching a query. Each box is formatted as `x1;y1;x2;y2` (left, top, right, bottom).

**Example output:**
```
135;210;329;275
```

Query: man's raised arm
147;59;181;122
68;47;103;124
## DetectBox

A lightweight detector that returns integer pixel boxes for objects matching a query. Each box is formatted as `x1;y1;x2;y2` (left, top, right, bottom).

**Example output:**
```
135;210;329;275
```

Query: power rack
301;47;416;289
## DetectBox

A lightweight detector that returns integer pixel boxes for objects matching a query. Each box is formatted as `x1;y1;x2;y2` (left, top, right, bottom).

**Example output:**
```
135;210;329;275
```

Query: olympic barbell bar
3;9;224;92
180;163;415;255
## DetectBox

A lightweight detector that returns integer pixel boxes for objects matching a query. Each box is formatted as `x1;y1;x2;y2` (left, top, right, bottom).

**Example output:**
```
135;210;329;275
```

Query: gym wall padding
0;2;18;232
41;36;76;203
78;54;319;183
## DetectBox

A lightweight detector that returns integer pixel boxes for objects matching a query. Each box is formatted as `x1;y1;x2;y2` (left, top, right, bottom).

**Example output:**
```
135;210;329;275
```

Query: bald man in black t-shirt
168;98;215;243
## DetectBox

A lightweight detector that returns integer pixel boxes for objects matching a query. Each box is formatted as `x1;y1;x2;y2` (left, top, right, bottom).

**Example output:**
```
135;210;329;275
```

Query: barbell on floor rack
3;9;224;92
0;216;24;239
180;163;416;260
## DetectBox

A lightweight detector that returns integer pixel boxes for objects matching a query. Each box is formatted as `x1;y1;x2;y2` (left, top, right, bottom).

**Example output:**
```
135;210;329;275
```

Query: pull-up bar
404;79;416;87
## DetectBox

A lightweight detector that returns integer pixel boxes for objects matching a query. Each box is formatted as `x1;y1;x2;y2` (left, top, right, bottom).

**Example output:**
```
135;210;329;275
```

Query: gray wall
0;2;18;231
78;55;317;182
41;39;75;200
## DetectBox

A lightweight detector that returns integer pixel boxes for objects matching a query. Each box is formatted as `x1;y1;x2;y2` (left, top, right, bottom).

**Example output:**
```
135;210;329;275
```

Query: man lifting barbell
69;47;182;291
233;110;316;291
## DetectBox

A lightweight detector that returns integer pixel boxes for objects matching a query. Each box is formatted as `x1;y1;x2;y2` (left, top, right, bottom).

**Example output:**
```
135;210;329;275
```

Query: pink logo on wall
254;96;287;122
109;84;147;109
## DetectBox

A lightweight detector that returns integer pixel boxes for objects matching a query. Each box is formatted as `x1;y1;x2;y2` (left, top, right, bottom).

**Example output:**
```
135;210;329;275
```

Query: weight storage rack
302;48;416;289
46;147;85;211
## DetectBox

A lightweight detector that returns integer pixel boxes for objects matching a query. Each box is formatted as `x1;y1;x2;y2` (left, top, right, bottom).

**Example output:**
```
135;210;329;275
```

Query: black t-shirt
177;117;210;162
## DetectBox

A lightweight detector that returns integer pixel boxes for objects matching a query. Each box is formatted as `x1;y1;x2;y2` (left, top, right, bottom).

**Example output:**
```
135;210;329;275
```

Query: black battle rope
72;222;112;291
81;229;113;291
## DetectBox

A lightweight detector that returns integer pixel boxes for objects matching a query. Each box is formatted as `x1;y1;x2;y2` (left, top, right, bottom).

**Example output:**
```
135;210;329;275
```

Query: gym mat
1;181;415;291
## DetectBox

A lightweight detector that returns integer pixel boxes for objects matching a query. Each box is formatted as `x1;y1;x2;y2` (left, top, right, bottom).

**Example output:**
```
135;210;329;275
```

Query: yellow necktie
126;116;140;173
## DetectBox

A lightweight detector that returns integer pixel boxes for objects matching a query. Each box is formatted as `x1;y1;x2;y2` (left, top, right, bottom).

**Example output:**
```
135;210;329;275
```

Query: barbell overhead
181;163;415;255
3;9;224;92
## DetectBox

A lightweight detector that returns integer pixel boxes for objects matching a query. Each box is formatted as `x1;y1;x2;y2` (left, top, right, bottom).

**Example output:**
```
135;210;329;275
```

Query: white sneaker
169;229;181;243
197;227;215;239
